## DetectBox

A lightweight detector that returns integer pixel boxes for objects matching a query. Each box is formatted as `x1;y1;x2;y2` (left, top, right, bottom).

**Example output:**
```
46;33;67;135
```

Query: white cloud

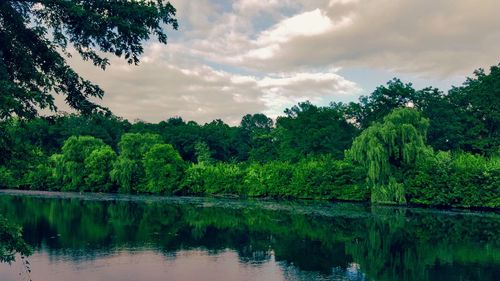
63;0;499;124
237;0;500;76
256;9;336;44
66;43;360;124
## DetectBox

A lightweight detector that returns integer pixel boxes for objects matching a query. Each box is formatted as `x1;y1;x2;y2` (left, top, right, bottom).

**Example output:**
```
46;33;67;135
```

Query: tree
155;117;202;162
348;108;429;204
240;113;273;134
412;87;462;152
347;78;418;129
58;135;106;191
0;0;177;119
111;133;162;192
84;145;117;192
201;119;237;162
237;113;274;161
276;101;358;161
446;64;500;155
194;141;213;164
143;143;184;194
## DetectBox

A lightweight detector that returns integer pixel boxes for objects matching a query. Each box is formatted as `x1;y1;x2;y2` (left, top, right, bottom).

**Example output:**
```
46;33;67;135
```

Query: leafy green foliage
180;157;366;201
348;78;418;129
84;146;117;192
243;162;294;197
446;65;500;155
276;102;358;161
0;166;15;188
181;163;245;195
24;163;54;190
57;136;106;191
194;141;213;164
110;157;136;193
143;144;184;194
349;108;429;204
111;133;163;192
0;63;498;208
407;151;500;208
0;0;177;118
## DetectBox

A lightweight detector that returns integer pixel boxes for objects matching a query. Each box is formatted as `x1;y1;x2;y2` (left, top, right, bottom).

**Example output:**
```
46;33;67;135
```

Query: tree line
0;64;499;208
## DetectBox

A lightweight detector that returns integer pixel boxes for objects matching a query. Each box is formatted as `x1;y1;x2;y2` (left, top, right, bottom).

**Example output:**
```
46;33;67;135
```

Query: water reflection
0;191;499;281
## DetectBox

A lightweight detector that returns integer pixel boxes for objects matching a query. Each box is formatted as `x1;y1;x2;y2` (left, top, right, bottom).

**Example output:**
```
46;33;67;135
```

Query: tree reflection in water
0;192;499;281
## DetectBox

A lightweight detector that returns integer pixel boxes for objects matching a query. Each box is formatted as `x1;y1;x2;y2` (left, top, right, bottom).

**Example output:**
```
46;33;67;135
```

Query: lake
0;190;499;281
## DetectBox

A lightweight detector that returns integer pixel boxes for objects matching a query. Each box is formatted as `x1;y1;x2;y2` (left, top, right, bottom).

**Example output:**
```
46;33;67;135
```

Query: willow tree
110;133;162;193
348;108;429;204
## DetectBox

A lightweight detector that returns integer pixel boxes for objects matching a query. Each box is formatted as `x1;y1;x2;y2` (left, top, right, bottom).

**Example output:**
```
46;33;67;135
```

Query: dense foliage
0;0;178;119
349;108;429;204
0;63;499;208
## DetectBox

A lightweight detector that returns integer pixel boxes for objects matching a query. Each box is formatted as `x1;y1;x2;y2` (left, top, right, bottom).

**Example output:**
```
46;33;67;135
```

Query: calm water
0;190;499;281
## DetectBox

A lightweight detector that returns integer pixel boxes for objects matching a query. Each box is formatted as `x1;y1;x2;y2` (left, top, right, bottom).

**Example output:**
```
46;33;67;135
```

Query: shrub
0;166;15;189
143;144;184;194
406;151;500;208
182;163;245;195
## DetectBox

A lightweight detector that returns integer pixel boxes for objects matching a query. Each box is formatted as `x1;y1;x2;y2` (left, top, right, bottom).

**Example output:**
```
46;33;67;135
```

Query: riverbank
2;189;499;215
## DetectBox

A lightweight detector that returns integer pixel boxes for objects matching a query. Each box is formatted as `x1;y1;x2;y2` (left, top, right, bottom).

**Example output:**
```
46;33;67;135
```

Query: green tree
276;101;358;161
155;117;202;162
201;119;238;162
0;0;177;118
0;166;15;188
194;141;213;164
59;135;106;191
143;143;184;194
84;145;117;192
347;79;418;129
109;157;136;193
111;133;162;192
238;113;275;162
446;64;500;155
349;108;429;204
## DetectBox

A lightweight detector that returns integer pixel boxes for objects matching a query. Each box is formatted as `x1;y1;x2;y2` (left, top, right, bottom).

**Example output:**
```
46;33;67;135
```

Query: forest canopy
1;63;499;208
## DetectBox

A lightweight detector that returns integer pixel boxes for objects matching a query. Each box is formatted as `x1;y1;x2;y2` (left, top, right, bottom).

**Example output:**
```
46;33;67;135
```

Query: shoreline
2;189;499;217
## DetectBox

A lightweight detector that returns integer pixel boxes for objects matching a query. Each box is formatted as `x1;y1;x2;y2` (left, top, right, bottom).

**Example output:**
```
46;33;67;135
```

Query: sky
67;0;500;125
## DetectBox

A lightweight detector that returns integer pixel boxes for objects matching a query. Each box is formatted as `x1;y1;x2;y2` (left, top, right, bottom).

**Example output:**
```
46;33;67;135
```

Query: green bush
182;163;245;195
289;157;367;200
242;157;367;200
406;151;500;208
243;161;294;197
24;163;54;191
0;166;15;189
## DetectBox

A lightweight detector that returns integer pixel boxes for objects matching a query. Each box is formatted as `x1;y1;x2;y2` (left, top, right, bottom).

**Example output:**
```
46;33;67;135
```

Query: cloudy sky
68;0;500;125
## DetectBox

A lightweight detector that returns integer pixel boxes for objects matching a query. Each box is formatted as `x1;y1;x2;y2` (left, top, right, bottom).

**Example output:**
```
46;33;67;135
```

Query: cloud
239;0;500;76
66;43;359;124
257;71;361;117
61;0;499;124
256;9;336;44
